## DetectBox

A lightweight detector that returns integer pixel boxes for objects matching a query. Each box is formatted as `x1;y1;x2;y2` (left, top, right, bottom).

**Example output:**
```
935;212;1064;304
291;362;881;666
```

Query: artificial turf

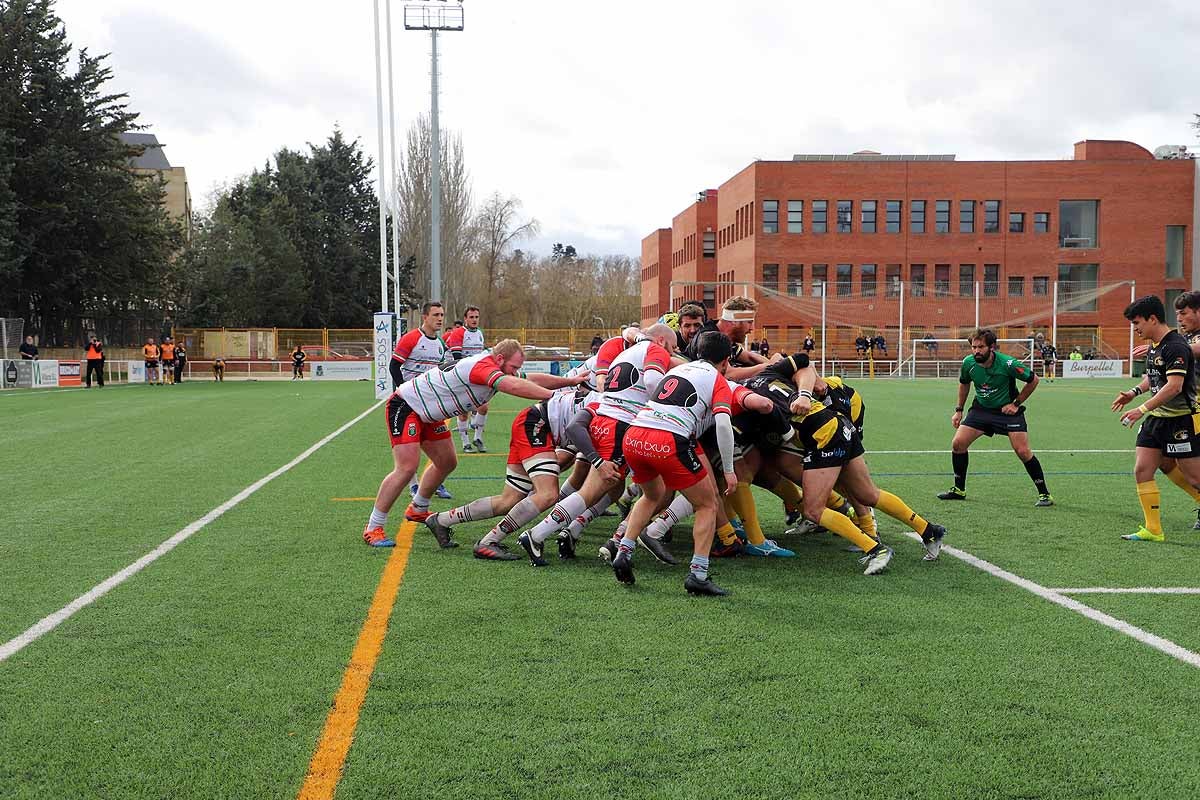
1;377;1198;799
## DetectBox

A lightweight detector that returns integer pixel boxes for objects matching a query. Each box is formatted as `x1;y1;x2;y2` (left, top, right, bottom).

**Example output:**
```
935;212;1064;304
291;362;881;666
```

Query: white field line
0;384;139;398
1051;587;1200;595
903;533;1200;669
873;449;1125;454
0;400;384;664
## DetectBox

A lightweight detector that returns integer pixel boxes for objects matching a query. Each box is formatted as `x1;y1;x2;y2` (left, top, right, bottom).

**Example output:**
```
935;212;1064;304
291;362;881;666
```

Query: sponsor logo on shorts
819;448;847;459
1167;442;1193;454
433;423;448;434
1173;428;1190;442
626;438;674;455
842;425;853;441
407;422;417;437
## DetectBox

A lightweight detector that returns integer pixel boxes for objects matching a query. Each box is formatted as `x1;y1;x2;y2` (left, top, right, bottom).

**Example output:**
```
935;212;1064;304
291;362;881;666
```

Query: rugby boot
1194;509;1200;530
710;540;743;558
597;537;620;563
473;437;487;453
517;532;548;567
462;441;474;453
556;531;578;560
785;506;803;526
937;487;967;501
473;540;522;561
921;523;946;561
1034;493;1054;507
612;550;635;585
743;539;795;558
638;534;678;565
435;484;453;500
684;573;729;597
859;543;894;575
1121;527;1164;542
363;526;395;548
424;516;456;549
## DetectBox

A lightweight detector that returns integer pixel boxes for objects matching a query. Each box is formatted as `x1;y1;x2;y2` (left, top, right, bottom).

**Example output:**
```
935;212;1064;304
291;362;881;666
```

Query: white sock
412;492;432;510
567;497;613;539
557;483;574;502
646;496;693;540
443;497;494;526
457;417;470;443
530;492;588;544
367;506;389;530
486;497;544;544
472;412;487;435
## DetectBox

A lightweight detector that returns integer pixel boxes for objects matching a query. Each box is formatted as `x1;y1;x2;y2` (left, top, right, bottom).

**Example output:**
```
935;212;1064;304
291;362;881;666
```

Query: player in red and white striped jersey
389;302;450;385
444;305;492;452
363;339;588;549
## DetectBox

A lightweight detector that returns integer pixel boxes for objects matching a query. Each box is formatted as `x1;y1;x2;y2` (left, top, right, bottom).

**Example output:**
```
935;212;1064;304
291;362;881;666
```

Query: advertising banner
128;361;146;383
373;312;394;399
2;359;33;388
32;360;59;388
522;360;554;374
311;361;373;381
58;360;82;387
1062;359;1123;378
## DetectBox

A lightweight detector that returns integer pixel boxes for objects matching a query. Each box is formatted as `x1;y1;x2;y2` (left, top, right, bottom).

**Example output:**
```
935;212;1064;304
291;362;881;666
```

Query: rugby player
444;305;489;451
159;337;176;385
363;339;587;548
1170;291;1200;528
684;296;780;380
1112;295;1200;542
143;338;160;385
392;302;454;501
425;385;594;559
937;329;1053;507
516;324;676;564
612;331;776;595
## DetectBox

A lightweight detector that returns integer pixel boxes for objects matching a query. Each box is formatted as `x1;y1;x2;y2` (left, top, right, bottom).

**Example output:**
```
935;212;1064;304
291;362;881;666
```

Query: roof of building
118;132;172;170
791;152;956;162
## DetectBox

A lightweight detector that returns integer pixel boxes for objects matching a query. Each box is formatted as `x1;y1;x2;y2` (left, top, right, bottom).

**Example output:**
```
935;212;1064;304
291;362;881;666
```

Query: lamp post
405;1;464;303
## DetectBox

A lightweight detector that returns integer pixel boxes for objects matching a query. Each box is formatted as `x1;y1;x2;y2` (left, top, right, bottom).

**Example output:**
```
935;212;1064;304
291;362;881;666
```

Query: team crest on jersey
843;425;853;441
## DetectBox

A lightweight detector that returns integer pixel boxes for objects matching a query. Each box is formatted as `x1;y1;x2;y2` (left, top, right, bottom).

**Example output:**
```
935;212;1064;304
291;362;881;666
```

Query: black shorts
1136;414;1200;459
161;358;174;368
801;422;866;470
145;360;158;369
962;405;1028;437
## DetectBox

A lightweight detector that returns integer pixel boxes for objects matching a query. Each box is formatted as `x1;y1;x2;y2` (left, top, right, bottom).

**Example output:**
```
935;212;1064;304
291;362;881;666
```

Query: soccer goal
906;337;1037;378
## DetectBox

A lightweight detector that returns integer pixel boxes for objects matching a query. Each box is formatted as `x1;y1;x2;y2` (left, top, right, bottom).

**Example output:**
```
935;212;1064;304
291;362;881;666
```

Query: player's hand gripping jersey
741;355;859;462
821;375;865;435
391;329;448;383
444;325;486;360
596;340;673;423
398;352;506;422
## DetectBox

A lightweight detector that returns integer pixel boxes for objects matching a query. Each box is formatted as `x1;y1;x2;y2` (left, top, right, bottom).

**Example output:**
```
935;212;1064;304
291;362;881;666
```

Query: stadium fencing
668;279;1139;377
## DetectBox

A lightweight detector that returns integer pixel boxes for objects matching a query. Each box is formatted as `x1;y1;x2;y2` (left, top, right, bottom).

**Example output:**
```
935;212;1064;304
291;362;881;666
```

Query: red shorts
508;405;555;464
386;394;450;446
588;413;629;464
622;426;707;491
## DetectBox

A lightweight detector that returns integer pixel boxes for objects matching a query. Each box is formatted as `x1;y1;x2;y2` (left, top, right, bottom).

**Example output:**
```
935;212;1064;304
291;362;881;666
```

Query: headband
720;309;756;322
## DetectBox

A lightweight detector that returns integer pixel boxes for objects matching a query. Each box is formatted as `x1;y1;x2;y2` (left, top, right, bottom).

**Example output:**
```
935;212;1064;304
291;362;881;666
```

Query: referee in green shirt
938;328;1053;506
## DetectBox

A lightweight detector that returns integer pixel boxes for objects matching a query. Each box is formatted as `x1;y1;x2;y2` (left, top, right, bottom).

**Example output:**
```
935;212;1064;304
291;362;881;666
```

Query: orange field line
297;521;416;800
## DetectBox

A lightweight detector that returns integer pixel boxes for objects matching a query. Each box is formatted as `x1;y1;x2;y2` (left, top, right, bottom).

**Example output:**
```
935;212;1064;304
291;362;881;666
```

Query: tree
0;0;182;344
474;192;538;297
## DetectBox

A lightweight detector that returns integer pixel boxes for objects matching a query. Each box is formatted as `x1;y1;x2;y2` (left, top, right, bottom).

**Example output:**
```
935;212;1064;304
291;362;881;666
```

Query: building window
811;264;827;296
886;200;902;233
812;200;828;233
837;200;853;233
1008;276;1024;297
787;200;803;233
960;200;975;233
1009;212;1025;233
862;264;877;297
1058;263;1099;310
983;264;1000;297
762;200;779;234
787;264;803;296
1034;212;1050;233
702;285;715;308
861;200;877;233
911;200;926;234
762;263;779;289
910;264;926;297
984;200;1001;233
837;263;853;296
1167;226;1185;278
934;264;950;297
959;264;975;297
702;231;715;257
885;264;901;298
1032;276;1049;296
1059;200;1098;247
935;200;950;233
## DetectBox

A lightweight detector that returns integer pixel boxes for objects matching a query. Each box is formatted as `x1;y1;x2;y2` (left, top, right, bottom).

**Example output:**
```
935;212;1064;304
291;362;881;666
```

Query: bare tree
474;192;539;297
394;115;475;315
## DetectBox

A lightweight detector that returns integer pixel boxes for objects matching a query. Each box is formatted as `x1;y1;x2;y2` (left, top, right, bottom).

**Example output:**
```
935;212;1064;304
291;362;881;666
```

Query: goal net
907;338;1037;378
0;318;24;360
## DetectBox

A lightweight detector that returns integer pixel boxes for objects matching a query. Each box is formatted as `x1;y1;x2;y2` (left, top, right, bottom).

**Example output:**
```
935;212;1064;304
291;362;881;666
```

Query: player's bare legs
837;457;944;558
363;442;424;547
412;437;458;513
799;464;894;573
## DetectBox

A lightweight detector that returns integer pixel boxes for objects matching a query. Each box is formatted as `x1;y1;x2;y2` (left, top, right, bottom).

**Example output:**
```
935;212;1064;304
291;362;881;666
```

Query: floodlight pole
373;0;389;313
386;0;401;315
430;28;441;302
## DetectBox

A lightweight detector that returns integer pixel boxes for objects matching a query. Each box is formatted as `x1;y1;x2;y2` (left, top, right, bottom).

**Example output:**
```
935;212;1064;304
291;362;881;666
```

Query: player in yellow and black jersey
816;375;865;437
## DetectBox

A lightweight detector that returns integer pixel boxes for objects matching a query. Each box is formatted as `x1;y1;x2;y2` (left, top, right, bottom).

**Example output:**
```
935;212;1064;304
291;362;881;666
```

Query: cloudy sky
56;0;1199;258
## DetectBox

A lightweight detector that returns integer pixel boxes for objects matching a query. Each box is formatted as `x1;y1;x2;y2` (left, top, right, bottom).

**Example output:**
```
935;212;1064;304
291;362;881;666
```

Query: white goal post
906;338;1038;379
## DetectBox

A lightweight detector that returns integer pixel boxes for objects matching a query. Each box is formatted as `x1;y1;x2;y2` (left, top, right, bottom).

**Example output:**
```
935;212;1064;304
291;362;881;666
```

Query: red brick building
641;141;1198;359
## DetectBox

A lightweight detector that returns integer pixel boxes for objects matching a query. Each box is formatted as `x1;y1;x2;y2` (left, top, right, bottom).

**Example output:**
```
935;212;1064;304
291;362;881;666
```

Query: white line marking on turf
0;400;385;664
1051;587;1200;595
874;449;1125;454
904;533;1200;670
0;384;139;398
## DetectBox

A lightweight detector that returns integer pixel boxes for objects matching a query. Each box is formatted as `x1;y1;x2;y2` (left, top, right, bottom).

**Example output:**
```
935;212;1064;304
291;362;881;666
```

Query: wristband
590;456;606;469
954;406;964;412
1137;404;1149;415
798;389;813;399
1128;386;1143;397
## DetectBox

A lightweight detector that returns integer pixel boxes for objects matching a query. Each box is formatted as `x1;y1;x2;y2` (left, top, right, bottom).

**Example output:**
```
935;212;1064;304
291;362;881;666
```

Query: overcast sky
56;0;1199;258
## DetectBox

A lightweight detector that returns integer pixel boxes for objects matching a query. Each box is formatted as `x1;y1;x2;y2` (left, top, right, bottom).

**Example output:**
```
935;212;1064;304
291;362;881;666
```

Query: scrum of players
364;296;946;597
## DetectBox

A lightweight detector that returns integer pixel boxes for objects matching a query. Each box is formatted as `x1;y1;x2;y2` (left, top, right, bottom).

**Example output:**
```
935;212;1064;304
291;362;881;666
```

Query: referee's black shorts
1136;414;1200;459
961;404;1028;437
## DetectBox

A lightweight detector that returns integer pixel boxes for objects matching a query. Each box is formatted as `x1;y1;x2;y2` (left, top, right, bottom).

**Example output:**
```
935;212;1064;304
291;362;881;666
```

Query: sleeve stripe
1165;369;1189;375
486;370;505;387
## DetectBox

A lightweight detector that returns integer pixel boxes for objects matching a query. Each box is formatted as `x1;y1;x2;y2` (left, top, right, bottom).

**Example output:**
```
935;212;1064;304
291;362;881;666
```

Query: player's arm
494;374;554;401
1112;377;1152;411
1121;373;1184;426
390;330;418;385
1006;372;1038;412
525;372;589;390
711;377;738;494
787;365;818;416
565;407;621;482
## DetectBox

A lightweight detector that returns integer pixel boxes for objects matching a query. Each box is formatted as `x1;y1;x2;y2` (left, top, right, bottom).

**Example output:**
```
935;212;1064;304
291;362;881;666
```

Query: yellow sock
856;509;878;539
772;478;802;514
1137;481;1163;535
716;521;738;546
874;490;929;535
818;508;880;553
729;483;765;545
827;489;849;510
1163;467;1200;504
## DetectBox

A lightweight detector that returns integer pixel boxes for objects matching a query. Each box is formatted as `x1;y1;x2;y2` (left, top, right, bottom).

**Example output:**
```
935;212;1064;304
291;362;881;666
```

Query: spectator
758;336;770;355
1038;340;1057;381
84;335;105;388
19;335;38;360
873;334;887;356
291;345;306;380
923;332;938;356
159;336;176;385
1069;346;1084;361
802;334;815;353
590;334;604;355
748;340;760;354
212;356;226;382
855;334;869;357
174;342;187;383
